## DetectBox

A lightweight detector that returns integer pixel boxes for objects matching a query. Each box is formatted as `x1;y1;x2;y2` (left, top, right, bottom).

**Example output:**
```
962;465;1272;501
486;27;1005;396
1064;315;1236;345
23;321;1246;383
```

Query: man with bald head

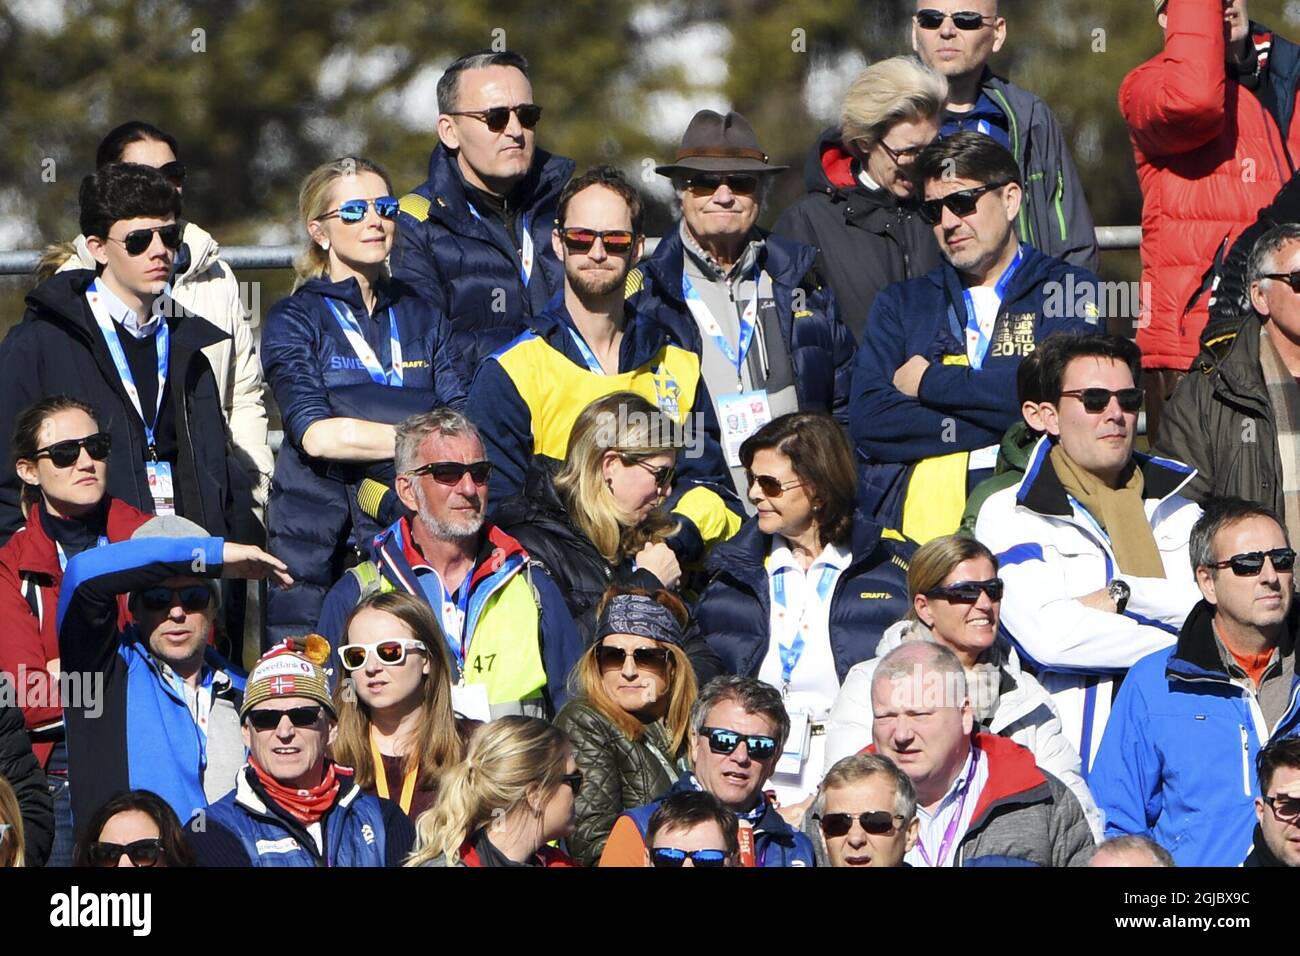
909;0;1096;269
870;641;1094;866
1086;835;1175;868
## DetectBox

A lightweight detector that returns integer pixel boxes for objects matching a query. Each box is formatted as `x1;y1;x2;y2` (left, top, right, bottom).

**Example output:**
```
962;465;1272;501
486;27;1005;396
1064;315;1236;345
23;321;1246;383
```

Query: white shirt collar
856;164;883;193
94;278;167;339
767;536;852;574
920;744;977;818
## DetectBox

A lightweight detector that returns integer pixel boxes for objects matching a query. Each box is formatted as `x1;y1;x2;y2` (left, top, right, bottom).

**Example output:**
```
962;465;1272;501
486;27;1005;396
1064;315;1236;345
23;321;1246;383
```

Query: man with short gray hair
1158;222;1300;548
1086;834;1175;868
870;641;1094;866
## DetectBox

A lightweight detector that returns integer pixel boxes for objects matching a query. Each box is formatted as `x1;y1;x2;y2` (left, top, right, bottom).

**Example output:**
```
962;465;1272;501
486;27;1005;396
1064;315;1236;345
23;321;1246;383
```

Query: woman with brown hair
331;591;469;820
553;586;698;865
693;412;913;806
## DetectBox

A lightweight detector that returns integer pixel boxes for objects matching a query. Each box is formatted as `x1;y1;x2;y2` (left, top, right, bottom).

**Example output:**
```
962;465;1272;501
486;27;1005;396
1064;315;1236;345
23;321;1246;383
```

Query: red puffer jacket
1120;0;1300;370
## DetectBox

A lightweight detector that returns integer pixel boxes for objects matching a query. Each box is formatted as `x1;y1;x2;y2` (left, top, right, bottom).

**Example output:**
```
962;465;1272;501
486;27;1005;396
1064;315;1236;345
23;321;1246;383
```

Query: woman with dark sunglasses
554;587;698;865
692;412;912;807
73;789;194;868
825;534;1101;838
0;396;156;864
261;156;471;645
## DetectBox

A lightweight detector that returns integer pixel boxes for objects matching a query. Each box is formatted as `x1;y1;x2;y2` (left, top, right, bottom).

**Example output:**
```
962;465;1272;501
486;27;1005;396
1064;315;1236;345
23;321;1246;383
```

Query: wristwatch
1108;579;1131;615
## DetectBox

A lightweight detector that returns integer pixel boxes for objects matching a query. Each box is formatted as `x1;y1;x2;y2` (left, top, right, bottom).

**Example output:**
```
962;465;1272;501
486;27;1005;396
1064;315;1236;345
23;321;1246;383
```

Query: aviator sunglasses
595;644;672;671
33;432;111;468
448;104;543;132
321;196;399;223
106;222;184;256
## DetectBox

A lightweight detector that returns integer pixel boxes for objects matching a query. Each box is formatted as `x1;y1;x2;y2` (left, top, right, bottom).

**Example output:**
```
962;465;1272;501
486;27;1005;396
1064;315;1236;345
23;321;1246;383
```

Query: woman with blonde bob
408;715;580;867
261;156;469;642
331;591;469;820
826;534;1102;837
555;586;697;865
773;55;946;341
495;392;684;643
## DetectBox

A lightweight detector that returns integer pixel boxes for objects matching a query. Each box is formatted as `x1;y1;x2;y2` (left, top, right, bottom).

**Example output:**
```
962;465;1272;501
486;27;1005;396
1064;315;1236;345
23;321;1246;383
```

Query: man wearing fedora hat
627;109;855;506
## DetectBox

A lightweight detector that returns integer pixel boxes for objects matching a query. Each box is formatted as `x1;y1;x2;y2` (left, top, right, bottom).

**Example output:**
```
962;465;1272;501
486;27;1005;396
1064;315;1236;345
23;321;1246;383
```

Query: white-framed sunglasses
337;638;428;671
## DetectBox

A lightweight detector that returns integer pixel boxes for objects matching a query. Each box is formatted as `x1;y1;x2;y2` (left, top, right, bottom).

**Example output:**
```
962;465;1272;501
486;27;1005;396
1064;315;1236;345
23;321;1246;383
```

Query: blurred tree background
2;0;1299;334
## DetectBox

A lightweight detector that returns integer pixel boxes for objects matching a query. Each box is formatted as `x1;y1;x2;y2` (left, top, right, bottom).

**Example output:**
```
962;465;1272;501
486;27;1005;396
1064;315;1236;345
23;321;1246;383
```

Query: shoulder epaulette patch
399;193;431;222
625;268;644;299
880;527;907;542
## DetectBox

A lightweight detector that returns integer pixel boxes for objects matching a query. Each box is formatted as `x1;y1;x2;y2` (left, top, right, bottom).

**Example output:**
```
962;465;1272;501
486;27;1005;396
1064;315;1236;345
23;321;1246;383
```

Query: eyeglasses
595;643;672;671
815;811;906;838
619;454;675;490
914;9;997;30
321;196;400;223
700;726;779;761
448;104;543;132
87;837;165;867
559;227;638;255
33;432;111;468
684;174;760;197
1207;548;1297;576
917;181;1010;225
1262;272;1300;293
245;705;324;732
338;638;428;671
106;222;184;256
746;471;804;498
406;460;493;485
650;847;729;868
877;138;934;165
158;161;187;188
924;577;1004;602
1262;793;1300;822
137;585;213;614
1058;387;1144;414
560;771;584;795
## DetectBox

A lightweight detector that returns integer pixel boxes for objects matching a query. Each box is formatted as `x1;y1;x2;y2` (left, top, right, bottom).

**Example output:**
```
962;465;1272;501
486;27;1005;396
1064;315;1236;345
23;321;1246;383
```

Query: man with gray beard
316;408;583;719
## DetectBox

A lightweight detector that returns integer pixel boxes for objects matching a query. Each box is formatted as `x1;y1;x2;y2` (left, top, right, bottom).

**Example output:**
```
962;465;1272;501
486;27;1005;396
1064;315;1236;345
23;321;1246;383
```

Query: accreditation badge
718;389;772;467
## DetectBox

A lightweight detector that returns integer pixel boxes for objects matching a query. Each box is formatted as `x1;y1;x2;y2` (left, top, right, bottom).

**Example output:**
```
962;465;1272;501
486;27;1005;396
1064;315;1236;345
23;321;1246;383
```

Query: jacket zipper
1239;724;1251;797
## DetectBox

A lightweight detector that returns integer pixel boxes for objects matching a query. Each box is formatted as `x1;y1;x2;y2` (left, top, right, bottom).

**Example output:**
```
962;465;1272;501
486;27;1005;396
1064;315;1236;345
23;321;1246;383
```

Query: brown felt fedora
654;109;788;177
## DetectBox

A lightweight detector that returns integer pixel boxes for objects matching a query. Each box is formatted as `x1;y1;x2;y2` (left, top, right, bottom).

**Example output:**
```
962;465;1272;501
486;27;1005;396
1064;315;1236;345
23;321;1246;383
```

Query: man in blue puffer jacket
391;49;575;371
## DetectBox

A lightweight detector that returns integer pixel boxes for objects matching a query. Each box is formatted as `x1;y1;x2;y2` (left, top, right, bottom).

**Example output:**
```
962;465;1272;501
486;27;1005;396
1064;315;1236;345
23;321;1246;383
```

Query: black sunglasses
107;222;184;256
33;432;111;468
1262;271;1300;293
407;460;493;485
918;181;1010;225
322;196;400;223
595;644;672;671
1057;387;1144;414
746;471;804;498
816;811;906;838
137;585;213;614
158;161;187;188
559;227;638;255
924;578;1004;602
650;847;728;868
246;705;324;732
1208;548;1297;576
1262;793;1300;822
684;173;760;197
560;771;584;795
449;103;543;132
87;837;164;867
914;9;996;30
619;454;675;490
700;726;778;761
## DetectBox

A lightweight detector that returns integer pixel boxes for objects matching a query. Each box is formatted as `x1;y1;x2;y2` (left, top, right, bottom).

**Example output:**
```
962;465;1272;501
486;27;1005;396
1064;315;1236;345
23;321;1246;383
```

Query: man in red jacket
1121;0;1300;441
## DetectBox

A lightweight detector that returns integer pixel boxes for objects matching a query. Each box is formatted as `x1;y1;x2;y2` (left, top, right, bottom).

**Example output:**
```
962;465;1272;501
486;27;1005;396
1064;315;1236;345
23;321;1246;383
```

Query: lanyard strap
325;298;404;387
419;566;474;671
959;245;1023;370
916;753;976;867
87;280;169;458
566;326;606;374
467;203;534;286
682;263;761;386
55;535;111;574
370;732;417;813
771;561;839;692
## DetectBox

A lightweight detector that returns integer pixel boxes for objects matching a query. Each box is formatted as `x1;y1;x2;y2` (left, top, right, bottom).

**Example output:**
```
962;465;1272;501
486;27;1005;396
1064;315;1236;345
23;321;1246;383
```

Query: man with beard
316;408;583;720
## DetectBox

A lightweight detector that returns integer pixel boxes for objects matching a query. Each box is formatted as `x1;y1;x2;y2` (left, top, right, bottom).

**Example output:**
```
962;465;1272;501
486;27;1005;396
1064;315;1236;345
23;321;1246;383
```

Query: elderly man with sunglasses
1091;498;1300;866
53;515;292;836
975;333;1203;776
626;109;856;508
391;49;575;370
851;132;1100;543
317;408;583;720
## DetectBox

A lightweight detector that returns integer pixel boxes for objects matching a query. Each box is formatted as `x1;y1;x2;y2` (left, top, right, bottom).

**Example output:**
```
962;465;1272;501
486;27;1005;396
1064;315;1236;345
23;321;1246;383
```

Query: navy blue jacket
628;227;855;424
691;511;913;685
391;143;575;370
260;275;468;644
188;764;415;867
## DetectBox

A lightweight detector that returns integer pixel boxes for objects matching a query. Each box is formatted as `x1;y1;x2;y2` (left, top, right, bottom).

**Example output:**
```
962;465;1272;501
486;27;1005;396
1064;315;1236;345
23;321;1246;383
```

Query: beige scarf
1049;445;1165;578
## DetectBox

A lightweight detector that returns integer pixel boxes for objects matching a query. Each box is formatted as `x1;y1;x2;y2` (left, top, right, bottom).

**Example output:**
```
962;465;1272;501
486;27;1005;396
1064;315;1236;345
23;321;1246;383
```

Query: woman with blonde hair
408;715;580;867
773;55;946;341
554;586;697;865
261;156;470;643
331;591;471;820
495;392;684;643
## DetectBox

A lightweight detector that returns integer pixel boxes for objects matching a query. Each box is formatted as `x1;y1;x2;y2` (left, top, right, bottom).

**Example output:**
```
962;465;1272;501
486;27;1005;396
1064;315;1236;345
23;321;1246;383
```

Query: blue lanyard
324;298;404;387
959;246;1023;370
467;203;534;286
419;567;474;670
55;535;110;574
681;262;761;380
771;562;839;690
87;280;169;459
566;326;606;374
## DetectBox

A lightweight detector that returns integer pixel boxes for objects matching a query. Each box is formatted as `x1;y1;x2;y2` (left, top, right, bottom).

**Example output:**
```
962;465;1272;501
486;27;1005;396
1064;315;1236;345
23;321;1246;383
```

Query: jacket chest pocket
1046;526;1111;588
